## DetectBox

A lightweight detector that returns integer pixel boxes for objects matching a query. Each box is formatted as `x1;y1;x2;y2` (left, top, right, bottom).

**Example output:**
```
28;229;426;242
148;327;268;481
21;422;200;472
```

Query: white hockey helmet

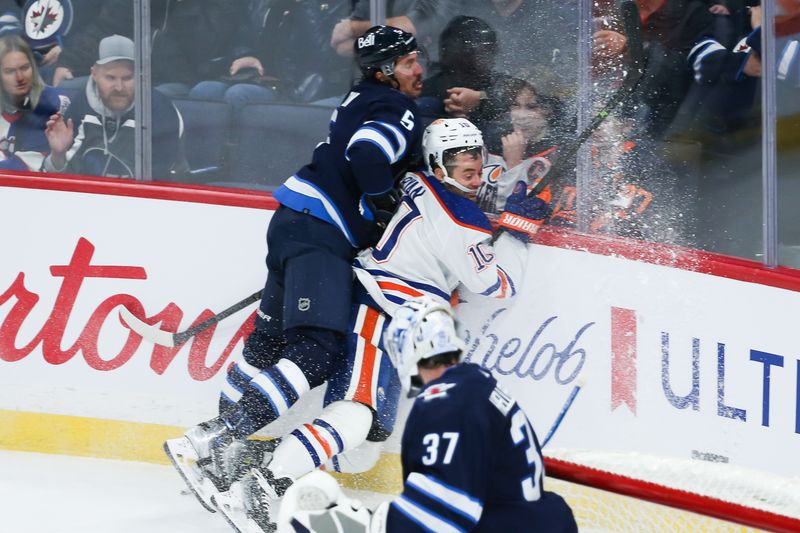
423;118;485;194
384;297;465;392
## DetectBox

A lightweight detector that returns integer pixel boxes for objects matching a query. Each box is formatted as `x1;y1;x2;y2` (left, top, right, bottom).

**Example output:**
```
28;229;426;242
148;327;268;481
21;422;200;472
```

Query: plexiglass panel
5;0;789;264
775;1;800;267
0;0;135;179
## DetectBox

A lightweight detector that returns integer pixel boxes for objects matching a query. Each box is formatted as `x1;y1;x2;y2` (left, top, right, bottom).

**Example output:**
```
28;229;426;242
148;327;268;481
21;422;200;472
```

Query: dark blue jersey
388;363;577;533
272;78;422;248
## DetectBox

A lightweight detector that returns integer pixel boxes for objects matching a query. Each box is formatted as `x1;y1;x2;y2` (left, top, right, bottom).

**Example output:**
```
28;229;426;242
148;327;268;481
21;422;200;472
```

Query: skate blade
164;438;218;513
212;491;274;533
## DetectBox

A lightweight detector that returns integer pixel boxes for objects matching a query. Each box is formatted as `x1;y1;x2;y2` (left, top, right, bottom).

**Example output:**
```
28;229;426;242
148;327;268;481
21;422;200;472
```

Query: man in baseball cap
44;34;186;179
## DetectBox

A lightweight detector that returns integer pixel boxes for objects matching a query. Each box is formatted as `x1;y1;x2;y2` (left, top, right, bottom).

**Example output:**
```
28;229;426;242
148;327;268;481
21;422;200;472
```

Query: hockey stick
119;289;263;347
541;381;583;448
527;0;645;199
495;1;645;244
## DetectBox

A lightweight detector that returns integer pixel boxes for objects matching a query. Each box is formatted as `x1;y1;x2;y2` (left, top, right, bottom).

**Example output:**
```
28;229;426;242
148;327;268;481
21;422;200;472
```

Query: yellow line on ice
0;409;402;493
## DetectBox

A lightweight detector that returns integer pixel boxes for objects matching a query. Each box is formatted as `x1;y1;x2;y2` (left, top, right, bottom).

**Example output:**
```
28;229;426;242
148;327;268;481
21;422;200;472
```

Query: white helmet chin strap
442;174;479;195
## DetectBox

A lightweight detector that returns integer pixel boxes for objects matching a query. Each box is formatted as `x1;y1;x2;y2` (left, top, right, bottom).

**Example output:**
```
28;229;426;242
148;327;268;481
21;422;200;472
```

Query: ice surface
0;450;391;533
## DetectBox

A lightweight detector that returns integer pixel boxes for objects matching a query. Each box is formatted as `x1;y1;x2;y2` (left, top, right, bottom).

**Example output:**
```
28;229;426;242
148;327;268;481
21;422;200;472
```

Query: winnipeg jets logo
298;298;311;312
734;36;751;54
25;0;65;39
419;382;456;401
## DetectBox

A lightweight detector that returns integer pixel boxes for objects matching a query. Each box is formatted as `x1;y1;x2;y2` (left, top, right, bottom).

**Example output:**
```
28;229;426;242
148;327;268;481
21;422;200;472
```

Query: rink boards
0;174;798;491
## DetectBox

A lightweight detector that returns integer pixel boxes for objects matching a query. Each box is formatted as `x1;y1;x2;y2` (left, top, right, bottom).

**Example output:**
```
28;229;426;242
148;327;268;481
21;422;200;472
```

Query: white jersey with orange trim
478;151;555;214
353;170;528;316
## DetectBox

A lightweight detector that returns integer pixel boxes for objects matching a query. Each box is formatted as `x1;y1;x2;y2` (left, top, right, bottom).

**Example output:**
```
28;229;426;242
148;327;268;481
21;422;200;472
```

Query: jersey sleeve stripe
275;176;357;246
346;126;399;163
688;38;726;82
477;266;516;299
367;120;407;160
406;472;484;523
360;266;452;301
377;281;423;297
392;495;467;533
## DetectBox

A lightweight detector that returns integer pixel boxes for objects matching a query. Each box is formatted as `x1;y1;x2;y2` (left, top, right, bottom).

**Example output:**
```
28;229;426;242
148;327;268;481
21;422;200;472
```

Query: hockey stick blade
120;306;179;347
119;289;263;347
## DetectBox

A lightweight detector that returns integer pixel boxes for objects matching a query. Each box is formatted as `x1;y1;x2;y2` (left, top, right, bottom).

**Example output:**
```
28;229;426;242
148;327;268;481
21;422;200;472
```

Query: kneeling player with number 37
207;118;553;532
276;298;578;533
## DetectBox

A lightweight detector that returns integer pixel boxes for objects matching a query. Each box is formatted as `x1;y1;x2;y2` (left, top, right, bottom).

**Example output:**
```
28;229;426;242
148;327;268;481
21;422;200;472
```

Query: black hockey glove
498;181;551;242
361;188;402;245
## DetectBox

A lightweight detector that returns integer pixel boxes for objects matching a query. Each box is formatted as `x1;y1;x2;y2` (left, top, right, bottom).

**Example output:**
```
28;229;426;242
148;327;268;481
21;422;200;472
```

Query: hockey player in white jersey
211;118;552;532
274;297;578;533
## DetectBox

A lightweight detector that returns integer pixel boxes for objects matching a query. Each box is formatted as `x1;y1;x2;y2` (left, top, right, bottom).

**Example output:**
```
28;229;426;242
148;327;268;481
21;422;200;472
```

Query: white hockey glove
276;471;373;533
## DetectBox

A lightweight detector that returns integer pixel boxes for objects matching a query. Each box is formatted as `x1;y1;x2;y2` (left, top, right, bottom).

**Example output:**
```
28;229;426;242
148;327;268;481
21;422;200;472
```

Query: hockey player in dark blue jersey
164;25;426;513
276;298;578;533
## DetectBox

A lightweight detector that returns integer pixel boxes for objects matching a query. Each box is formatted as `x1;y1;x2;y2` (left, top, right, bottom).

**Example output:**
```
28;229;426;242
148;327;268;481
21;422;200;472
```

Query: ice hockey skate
212;463;293;533
165;417;279;513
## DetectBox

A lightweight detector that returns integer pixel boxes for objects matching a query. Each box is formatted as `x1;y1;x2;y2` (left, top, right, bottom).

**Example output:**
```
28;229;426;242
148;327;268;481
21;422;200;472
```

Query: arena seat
225;102;334;189
171;98;234;181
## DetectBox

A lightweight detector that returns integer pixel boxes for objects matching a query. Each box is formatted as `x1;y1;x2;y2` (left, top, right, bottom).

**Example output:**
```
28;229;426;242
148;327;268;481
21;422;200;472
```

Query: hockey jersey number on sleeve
467;242;495;273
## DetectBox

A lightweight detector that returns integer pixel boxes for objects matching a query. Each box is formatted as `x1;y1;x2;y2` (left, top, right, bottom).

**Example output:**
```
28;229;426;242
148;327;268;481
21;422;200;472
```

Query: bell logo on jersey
420;382;456;401
357;33;375;49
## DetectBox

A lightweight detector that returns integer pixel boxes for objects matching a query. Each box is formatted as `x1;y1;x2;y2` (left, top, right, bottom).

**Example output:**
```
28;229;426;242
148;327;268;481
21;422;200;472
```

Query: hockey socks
269;401;373;480
224;358;311;438
219;331;288;413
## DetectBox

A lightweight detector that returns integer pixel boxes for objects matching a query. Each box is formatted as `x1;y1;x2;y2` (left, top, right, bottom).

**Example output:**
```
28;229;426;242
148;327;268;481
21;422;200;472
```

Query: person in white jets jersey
212;117;552;532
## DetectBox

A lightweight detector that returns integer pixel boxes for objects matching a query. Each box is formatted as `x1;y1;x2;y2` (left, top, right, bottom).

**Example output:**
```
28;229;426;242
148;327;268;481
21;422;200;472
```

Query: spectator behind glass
483;78;571;167
463;0;580;98
418;16;517;131
189;0;350;106
43;35;187;179
592;0;721;139
0;34;70;171
0;5;69;84
52;0;241;97
330;0;463;60
52;0;130;89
